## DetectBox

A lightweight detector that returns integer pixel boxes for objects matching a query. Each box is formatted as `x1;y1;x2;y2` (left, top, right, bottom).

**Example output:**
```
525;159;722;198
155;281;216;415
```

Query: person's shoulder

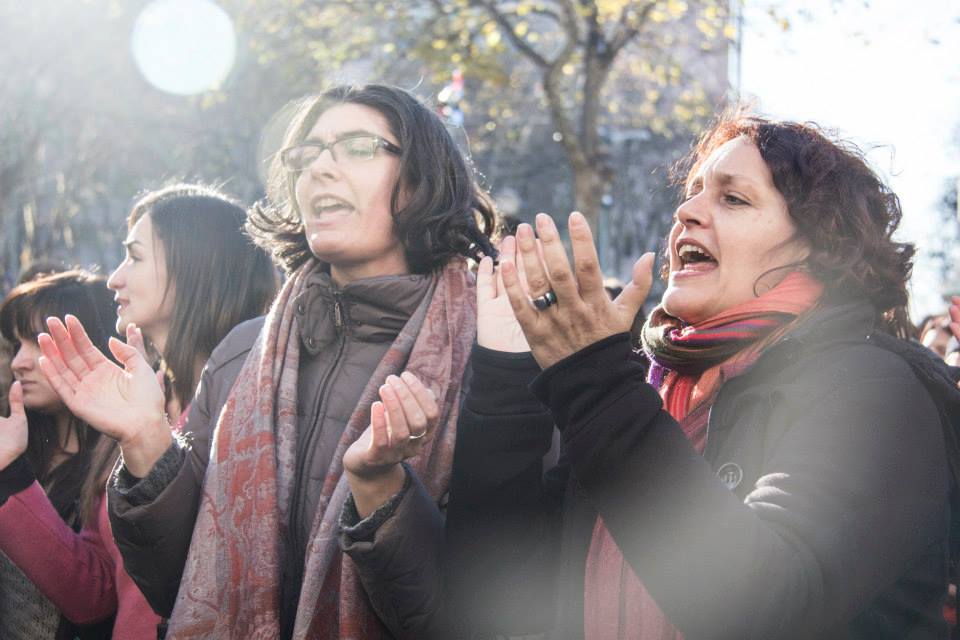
814;338;917;381
206;316;266;373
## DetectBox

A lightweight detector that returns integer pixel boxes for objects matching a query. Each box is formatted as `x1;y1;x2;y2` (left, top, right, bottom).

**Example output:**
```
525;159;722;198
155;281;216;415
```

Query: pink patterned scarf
167;259;476;639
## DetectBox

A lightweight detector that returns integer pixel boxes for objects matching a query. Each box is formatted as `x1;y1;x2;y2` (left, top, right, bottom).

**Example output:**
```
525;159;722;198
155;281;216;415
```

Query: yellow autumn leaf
515;21;529;37
666;0;688;19
486;30;501;46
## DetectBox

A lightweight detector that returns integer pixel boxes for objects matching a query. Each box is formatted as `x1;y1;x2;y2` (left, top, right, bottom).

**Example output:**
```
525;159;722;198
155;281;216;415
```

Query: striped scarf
584;271;823;640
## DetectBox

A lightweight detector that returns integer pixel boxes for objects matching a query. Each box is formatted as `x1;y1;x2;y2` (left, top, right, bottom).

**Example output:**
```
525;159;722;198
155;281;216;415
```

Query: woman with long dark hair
38;84;496;639
0;184;277;639
107;183;279;422
440;113;957;639
0;270;117;639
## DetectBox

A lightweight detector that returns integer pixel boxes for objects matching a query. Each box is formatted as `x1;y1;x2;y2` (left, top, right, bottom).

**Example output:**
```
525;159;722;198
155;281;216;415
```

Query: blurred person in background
920;313;955;360
37;84;496;640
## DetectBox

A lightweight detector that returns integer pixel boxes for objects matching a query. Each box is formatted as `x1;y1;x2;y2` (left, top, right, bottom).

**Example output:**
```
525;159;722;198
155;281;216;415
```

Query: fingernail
400;371;417;384
536;213;550;227
517;224;533;239
570;211;585;225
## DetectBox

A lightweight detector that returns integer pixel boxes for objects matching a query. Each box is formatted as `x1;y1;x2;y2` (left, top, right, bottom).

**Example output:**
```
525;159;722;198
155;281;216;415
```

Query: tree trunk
572;164;605;238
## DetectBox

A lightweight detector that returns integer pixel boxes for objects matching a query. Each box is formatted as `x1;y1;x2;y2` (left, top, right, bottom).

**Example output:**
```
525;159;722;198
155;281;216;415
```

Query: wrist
346;463;406;519
119;414;173;478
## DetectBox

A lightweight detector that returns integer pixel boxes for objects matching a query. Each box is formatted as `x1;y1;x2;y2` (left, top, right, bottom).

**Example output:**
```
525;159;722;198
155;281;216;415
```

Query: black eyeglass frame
280;134;403;171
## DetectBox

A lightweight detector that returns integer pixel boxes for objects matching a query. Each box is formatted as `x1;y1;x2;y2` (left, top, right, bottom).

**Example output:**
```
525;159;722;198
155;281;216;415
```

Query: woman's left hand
500;212;655;370
343;372;440;517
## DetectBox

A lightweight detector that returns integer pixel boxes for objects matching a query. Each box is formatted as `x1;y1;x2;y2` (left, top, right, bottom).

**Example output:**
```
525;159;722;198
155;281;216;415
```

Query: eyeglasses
280;134;402;171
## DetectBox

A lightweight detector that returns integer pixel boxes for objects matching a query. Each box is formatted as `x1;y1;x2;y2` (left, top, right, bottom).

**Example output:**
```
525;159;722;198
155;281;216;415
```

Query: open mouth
676;240;718;272
312;196;354;216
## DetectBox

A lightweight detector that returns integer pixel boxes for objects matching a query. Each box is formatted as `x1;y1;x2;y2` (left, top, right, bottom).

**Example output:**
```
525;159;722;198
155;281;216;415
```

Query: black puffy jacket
446;301;956;640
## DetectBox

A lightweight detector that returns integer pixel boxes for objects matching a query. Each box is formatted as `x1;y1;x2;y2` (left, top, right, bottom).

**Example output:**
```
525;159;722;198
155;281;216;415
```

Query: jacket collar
293;270;431;355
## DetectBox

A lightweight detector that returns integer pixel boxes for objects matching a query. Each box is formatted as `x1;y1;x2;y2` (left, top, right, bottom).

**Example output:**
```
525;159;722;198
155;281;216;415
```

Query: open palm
476;236;531;353
38;315;164;444
0;382;28;471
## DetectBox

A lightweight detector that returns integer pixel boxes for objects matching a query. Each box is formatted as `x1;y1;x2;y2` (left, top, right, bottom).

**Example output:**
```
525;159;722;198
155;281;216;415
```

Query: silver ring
408;430;427;441
532;290;558;310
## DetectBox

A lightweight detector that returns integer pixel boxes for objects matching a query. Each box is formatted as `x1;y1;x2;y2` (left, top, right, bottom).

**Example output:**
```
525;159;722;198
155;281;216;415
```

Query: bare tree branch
474;0;550;67
609;0;657;57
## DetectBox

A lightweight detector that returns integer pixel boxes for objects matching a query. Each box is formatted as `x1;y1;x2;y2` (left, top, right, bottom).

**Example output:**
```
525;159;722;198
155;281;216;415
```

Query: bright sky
739;0;960;318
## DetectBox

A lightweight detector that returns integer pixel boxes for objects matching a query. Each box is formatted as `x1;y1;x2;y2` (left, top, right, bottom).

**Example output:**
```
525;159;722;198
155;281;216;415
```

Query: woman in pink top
0;184;277;638
0;269;122;639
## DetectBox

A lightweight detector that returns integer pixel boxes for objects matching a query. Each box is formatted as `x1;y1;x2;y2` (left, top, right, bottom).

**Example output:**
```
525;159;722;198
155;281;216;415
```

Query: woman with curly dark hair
38;84;496;639
439;111;960;639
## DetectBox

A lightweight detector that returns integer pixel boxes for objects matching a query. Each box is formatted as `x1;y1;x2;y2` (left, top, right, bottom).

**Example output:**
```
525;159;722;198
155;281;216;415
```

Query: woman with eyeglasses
38;84;497;639
0;185;277;639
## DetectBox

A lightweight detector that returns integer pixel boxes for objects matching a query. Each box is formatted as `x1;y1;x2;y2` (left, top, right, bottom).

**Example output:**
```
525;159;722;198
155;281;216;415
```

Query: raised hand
477;236;530;353
0;382;28;471
500;212;655;369
37;315;172;477
343;372;439;517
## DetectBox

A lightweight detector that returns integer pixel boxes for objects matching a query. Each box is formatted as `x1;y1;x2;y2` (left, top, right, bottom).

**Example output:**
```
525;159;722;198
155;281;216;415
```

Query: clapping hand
499;212;655;369
37;315;172;477
476;236;530;353
343;372;440;517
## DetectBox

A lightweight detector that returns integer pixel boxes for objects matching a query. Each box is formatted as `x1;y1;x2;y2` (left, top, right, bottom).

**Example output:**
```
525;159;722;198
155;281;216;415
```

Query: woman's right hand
37;315;172;477
477;236;531;353
0;382;28;471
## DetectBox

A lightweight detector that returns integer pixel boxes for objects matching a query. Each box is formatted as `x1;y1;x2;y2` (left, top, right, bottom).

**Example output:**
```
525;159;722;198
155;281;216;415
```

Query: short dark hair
0;270;116;524
247;84;497;274
128;183;278;404
678;110;914;338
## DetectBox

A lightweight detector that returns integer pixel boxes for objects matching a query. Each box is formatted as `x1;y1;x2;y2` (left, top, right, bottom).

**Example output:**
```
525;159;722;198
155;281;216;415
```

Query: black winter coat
446;301;955;640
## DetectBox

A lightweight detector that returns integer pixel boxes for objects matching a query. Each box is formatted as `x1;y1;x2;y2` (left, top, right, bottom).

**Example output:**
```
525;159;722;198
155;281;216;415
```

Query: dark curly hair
677;110;914;338
247;84;497;274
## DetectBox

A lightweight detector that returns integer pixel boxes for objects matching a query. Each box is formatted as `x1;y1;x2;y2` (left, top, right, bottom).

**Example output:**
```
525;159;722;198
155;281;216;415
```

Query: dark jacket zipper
289;292;347;556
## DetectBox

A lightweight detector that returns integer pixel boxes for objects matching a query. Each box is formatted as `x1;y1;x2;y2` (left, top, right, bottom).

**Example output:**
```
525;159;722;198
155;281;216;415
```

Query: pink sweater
0;481;162;638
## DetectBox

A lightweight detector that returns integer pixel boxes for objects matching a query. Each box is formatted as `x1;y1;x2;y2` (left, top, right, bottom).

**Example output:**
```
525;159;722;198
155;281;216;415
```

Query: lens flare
131;0;236;96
